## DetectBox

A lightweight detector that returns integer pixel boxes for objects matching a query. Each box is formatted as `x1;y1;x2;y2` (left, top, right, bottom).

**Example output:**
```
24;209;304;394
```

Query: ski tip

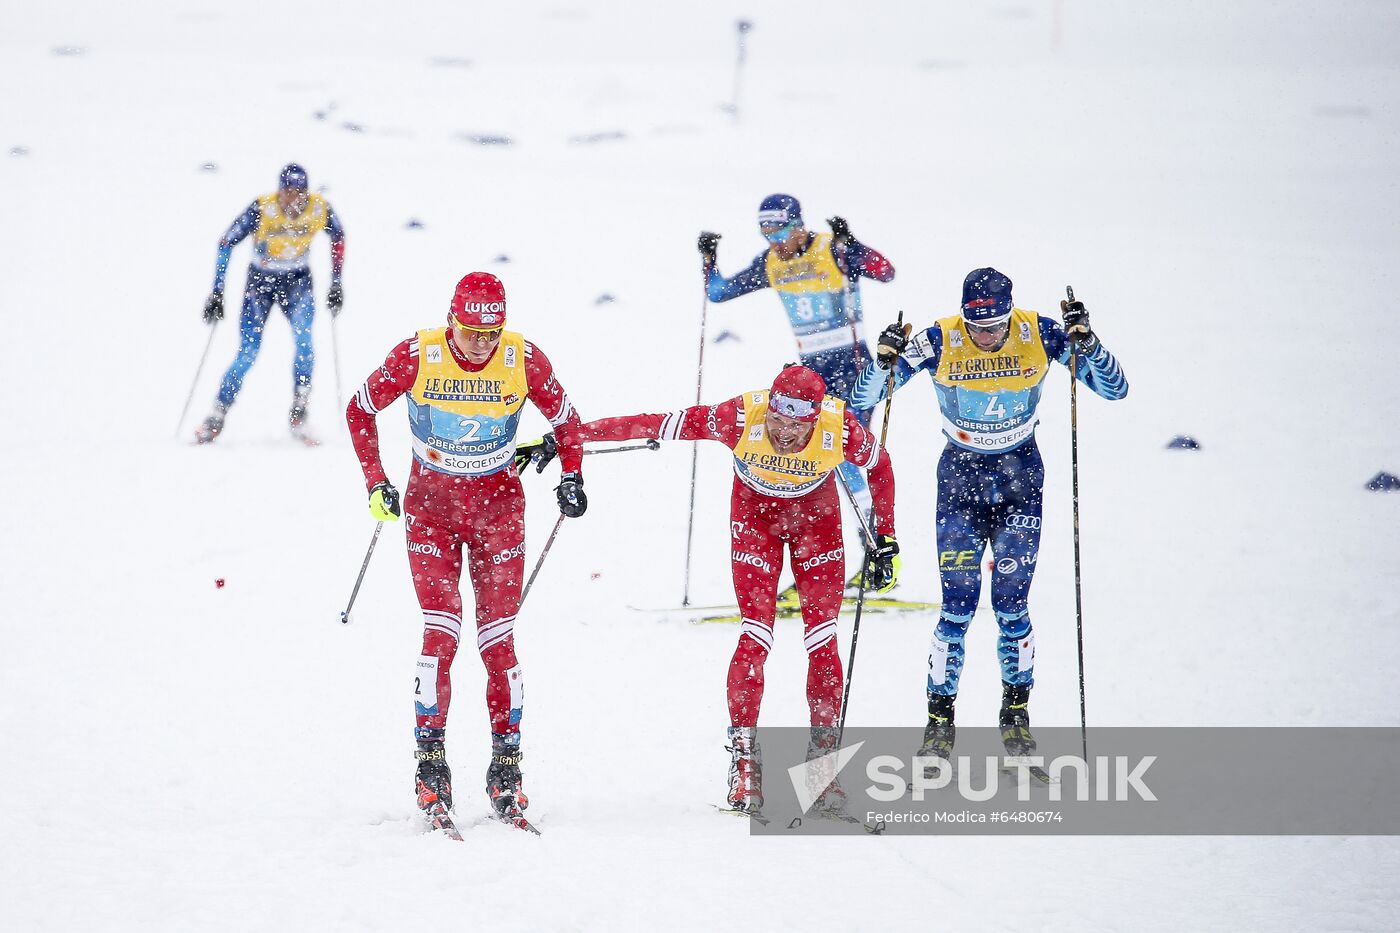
498;811;541;835
425;807;465;841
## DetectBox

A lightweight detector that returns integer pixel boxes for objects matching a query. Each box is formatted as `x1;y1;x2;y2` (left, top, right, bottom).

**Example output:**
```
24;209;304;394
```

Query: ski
794;810;887;835
689;596;939;625
424;804;465;841
495;806;542;835
713;804;771;826
632;596;936;625
627;601;738;614
1000;756;1055;786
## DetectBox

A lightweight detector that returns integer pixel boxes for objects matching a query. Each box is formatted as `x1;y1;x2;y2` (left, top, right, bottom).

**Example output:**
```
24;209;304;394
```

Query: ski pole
585;439;660;457
729;20;752;122
520;513;566;608
681;285;711;607
175;321;219;438
1066;285;1088;762
834;469;876;552
331;313;346;416
340;521;384;624
837;309;903;742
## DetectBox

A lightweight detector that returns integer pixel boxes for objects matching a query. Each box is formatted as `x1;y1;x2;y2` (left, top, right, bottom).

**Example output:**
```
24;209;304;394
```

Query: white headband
769;393;817;419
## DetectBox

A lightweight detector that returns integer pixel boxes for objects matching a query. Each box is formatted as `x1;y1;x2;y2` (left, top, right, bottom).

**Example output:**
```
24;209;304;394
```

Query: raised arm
581;396;745;449
851;324;942;409
1038;316;1129;400
703;249;771;303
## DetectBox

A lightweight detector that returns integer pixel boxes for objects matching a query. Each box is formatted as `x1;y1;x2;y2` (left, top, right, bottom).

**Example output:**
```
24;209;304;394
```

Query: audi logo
1005;514;1041;530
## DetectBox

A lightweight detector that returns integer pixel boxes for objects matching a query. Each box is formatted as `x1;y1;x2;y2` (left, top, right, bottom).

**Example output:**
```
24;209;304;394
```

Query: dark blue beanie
757;193;802;227
961;267;1013;324
279;163;309;191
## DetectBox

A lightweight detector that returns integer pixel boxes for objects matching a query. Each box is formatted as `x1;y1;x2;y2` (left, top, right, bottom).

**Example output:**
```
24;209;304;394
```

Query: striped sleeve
1040;316;1129;400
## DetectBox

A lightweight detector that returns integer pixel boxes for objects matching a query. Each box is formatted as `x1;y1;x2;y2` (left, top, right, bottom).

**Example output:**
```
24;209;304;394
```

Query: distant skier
195;163;346;444
579;364;900;814
698;194;895;579
854;268;1128;764
345;272;587;832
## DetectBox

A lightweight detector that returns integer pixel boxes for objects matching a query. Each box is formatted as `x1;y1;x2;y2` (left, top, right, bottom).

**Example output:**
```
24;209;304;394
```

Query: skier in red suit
579;365;899;813
345;272;587;829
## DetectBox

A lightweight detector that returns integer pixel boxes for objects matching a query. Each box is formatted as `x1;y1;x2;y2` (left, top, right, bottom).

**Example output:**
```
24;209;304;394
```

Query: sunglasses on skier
966;319;1010;335
454;325;503;341
761;222;799;244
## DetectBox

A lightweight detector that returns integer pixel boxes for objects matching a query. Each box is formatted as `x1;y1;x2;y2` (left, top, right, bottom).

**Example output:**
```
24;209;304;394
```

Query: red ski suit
582;397;895;728
347;332;582;741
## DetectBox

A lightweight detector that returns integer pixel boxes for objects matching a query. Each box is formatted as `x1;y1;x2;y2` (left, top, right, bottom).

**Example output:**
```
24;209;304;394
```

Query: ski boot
921;694;956;760
193;403;229;445
289;385;316;444
999;684;1037;756
414;740;454;813
725;726;763;812
805;725;847;813
915;693;956;785
486;735;528;818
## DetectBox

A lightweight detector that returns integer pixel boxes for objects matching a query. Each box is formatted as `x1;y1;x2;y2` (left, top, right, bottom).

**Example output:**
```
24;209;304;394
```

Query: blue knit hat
757;193;802;228
278;163;309;191
961;267;1013;325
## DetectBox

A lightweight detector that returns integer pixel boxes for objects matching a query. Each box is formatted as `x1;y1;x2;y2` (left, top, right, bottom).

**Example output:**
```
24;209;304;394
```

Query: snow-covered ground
2;1;1398;929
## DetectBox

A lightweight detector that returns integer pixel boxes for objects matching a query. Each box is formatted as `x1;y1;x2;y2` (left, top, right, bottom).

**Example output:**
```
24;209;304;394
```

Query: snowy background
2;0;1398;929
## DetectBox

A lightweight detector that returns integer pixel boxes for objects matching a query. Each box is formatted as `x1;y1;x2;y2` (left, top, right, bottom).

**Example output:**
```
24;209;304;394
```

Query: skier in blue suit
853;268;1127;761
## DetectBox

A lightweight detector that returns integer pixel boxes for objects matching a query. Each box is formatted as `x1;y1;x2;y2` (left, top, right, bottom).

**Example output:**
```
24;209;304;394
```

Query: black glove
514;434;558;474
827;215;852;248
203;292;224;324
327;283;344;317
864;534;900;594
556;472;587;518
1060;299;1098;351
697;231;721;262
368;480;402;521
875;322;911;369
